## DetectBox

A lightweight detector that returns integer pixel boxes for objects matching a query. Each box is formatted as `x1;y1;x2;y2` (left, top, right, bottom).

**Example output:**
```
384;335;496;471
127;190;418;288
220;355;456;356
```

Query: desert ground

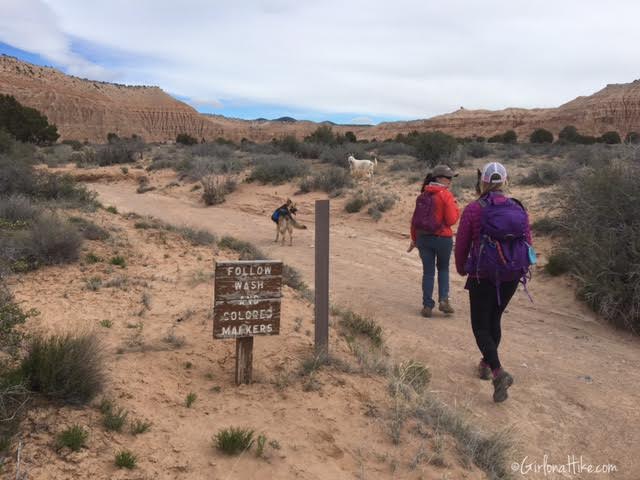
4;147;639;480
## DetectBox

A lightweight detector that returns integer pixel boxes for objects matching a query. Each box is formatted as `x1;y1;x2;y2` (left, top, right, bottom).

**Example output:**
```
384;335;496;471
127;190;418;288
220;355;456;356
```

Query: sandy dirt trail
91;181;640;478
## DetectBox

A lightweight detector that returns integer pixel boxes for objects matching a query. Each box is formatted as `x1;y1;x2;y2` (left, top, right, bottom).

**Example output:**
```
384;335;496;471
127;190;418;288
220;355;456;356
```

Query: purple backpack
466;194;533;303
412;191;442;234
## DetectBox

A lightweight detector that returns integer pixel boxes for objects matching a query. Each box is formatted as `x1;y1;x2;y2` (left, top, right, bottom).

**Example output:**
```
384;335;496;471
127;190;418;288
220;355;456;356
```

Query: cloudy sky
1;0;639;124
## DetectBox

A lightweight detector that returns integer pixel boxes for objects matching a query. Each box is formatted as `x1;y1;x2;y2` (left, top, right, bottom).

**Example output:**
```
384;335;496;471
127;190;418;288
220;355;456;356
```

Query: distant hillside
1;55;639;143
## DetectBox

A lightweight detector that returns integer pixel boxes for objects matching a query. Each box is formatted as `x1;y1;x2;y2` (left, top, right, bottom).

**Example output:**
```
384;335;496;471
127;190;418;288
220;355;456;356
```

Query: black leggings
468;279;519;371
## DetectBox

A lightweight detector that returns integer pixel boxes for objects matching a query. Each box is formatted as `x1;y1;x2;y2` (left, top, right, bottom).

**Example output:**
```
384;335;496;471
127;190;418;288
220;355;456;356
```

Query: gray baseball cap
432;164;458;178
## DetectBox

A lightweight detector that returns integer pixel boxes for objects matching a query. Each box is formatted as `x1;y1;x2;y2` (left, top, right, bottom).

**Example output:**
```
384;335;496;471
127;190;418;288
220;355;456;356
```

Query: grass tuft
214;427;255;455
115;450;137;469
56;424;88;452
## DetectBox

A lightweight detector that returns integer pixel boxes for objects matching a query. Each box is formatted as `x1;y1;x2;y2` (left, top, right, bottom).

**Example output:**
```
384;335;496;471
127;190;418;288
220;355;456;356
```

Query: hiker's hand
407;241;416;253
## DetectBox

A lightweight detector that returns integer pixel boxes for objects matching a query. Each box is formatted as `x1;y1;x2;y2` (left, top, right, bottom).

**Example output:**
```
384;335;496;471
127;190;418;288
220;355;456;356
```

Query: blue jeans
417;235;453;309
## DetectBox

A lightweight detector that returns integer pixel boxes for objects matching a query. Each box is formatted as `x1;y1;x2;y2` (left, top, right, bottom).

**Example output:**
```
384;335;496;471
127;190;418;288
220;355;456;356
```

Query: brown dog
273;199;307;246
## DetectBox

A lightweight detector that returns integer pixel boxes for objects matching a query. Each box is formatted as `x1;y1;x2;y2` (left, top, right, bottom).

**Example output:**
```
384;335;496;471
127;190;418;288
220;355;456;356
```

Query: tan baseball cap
432;164;458;178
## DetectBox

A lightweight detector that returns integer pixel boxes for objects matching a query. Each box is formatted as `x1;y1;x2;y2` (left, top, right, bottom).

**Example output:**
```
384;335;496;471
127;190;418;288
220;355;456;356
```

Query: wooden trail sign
213;260;283;384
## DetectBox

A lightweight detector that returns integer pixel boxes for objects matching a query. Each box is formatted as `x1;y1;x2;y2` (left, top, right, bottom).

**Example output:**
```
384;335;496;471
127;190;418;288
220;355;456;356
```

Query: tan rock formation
2;55;639;143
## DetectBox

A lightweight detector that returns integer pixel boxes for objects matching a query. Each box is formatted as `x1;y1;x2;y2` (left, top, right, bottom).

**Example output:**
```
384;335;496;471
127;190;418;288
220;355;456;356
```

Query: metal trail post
314;199;329;357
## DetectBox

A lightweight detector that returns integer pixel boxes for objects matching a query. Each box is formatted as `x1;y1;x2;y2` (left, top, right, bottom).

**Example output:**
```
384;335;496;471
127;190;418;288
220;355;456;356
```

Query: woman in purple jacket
454;162;532;403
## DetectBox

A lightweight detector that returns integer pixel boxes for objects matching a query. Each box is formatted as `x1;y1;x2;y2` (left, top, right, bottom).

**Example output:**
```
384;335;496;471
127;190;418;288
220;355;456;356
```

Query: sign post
213;260;282;385
315;200;329;357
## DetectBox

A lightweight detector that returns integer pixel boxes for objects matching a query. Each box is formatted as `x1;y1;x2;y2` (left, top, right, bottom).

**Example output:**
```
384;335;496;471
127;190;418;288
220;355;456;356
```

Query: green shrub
249;155;309;184
411;131;458;165
0;94;59;144
304;125;336;145
488;130;517;144
115;450;137;469
599;131;621;144
545;251;572;276
625;131;639;144
345;194;367;213
214;427;255;455
176;133;198;145
0;284;35;356
110;256;126;268
519;163;563;186
105;206;118;214
559;125;580;143
21;332;104;404
61;139;83;151
56;425;88;451
464;142;491;158
529;128;553;144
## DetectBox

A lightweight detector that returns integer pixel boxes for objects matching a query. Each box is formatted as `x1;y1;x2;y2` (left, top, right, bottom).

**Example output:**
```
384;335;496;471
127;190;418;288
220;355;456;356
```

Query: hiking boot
438;299;455;315
478;360;492;381
421;307;432;318
492;369;514;403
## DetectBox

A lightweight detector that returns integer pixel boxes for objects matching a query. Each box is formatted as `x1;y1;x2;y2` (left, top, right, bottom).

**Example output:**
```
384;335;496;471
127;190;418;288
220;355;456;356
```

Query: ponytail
420;173;434;192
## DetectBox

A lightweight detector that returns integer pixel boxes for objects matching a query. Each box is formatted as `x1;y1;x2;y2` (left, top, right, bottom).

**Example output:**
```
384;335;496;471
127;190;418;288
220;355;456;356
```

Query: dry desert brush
554;163;640;333
21;331;105;404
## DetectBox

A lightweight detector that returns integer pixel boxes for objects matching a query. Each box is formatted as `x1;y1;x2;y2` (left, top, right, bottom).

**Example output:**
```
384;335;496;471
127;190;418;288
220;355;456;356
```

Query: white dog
347;154;377;182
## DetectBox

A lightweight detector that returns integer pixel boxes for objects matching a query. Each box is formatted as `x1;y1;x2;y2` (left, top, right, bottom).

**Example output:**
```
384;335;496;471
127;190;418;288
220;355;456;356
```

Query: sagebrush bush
249;155;309;184
299;167;352;193
345;194;368;213
531;217;563;235
376;142;416;157
95;137;144;166
344;189;396;219
0;194;37;222
519;163;563;186
22;332;104;403
68;216;109;241
201;175;237;205
464;141;492;158
319;143;366;166
214;427;255;455
545;251;572;276
21;213;83;265
557;163;640;332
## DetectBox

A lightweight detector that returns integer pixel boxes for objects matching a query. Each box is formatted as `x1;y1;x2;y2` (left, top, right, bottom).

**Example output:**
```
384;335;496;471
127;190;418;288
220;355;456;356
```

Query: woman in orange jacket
409;164;460;317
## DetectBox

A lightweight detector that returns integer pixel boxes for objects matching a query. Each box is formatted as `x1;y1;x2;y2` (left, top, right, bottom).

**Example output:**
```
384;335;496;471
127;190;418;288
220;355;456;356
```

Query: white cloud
0;0;112;79
3;0;640;119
